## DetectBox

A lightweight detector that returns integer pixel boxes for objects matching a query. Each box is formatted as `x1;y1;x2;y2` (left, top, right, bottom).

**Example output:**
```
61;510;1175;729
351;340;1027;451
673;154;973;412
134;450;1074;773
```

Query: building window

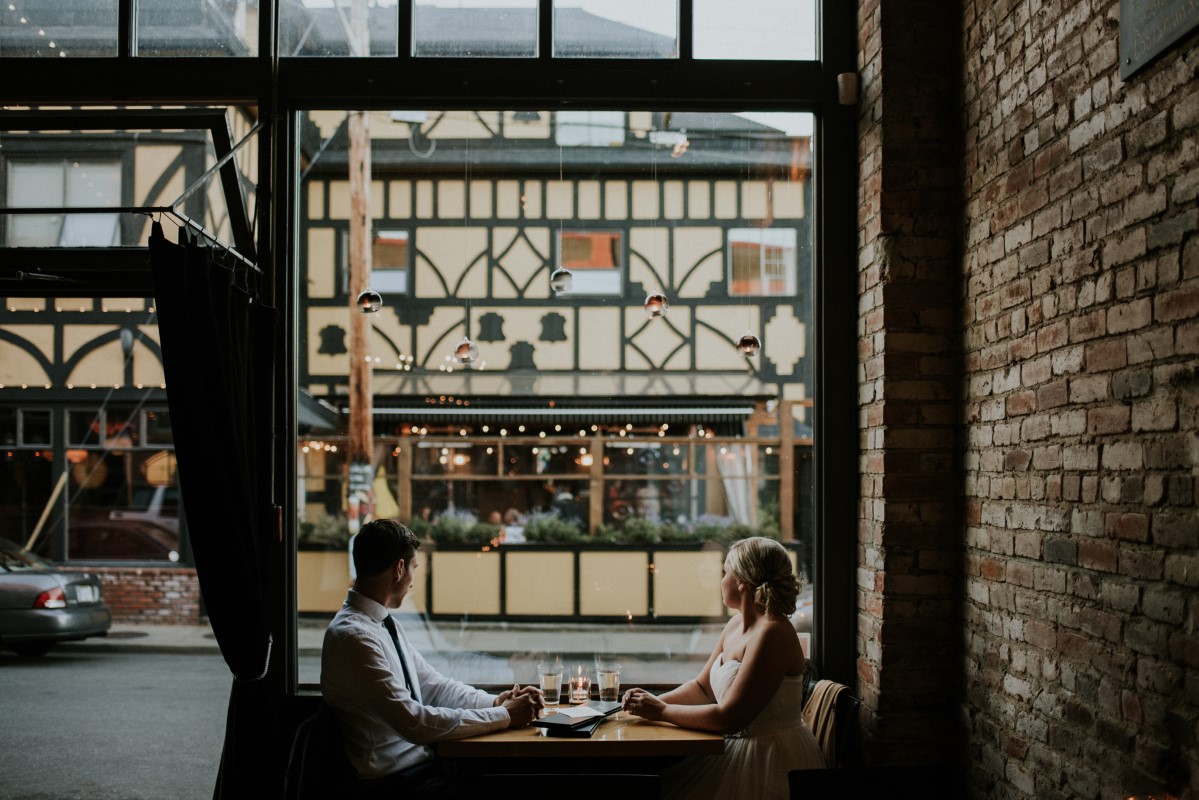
371;230;410;293
558;230;622;294
341;228;410;295
4;160;121;247
728;228;797;296
555;111;625;147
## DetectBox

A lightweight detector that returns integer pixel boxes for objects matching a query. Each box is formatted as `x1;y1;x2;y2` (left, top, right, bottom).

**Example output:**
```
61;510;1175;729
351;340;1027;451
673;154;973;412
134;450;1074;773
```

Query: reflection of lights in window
439;456;448;465
486;447;493;454
518;425;526;432
532;447;539;454
720;446;728;454
482;425;489;433
452;454;467;466
626;448;634;455
500;428;508;437
672;447;680;455
765;447;773;454
554;424;561;431
538;431;546;438
581;454;594;466
590;425;598;432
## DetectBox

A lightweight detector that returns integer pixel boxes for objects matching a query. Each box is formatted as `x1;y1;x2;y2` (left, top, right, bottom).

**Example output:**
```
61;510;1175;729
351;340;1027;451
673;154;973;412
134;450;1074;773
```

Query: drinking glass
597;663;622;702
538;662;563;707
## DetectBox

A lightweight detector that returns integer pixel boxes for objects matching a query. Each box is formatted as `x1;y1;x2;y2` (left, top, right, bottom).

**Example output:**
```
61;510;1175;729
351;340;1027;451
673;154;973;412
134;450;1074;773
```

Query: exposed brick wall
63;566;202;624
857;0;965;765
960;0;1198;797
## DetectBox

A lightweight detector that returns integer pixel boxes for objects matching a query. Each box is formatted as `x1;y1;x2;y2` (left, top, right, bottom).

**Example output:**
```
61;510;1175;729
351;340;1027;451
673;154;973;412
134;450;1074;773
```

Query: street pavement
58;615;726;686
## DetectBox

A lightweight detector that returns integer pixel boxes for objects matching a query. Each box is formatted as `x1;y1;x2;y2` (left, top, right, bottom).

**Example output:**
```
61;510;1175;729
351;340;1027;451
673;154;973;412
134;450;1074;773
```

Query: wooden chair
800;679;860;769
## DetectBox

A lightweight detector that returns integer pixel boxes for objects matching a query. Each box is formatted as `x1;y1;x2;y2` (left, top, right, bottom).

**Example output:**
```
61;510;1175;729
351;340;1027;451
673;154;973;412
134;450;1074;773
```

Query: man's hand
501;691;540;728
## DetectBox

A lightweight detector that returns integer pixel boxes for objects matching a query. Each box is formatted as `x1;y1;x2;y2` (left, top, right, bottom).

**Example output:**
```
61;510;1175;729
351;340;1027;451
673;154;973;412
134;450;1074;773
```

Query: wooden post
346;0;373;532
779;400;795;542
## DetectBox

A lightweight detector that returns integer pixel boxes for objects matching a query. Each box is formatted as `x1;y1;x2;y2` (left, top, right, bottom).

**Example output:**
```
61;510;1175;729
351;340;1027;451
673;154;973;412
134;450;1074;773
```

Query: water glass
597;663;622;702
538;662;563;707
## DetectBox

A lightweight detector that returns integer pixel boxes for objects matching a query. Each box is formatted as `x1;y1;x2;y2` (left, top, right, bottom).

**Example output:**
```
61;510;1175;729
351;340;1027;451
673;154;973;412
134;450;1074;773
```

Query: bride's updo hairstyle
726;537;800;618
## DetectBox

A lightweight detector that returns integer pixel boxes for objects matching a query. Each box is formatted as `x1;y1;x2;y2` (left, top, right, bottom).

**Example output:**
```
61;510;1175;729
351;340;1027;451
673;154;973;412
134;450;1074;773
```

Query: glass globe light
550;268;573;293
737;332;762;356
644;292;669;318
357;290;382;314
453;337;480;364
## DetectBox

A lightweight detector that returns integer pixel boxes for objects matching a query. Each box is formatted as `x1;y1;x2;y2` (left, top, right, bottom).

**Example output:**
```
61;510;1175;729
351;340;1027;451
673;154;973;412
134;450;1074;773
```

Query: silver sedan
0;538;111;657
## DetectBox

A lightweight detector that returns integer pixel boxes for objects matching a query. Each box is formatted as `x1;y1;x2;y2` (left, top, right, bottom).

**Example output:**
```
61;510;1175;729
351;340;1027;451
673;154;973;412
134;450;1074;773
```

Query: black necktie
382;615;418;700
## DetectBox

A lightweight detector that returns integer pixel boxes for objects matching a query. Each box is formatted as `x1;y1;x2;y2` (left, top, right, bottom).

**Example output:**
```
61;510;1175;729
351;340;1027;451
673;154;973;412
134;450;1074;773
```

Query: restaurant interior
1;1;1195;797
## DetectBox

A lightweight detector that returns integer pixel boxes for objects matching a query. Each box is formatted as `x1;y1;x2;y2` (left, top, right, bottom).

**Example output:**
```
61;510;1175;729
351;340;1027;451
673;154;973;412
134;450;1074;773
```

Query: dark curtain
149;222;280;799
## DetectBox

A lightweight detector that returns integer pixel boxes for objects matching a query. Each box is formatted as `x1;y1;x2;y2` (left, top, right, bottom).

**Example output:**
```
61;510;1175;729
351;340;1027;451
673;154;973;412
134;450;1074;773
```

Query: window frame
0;0;859;693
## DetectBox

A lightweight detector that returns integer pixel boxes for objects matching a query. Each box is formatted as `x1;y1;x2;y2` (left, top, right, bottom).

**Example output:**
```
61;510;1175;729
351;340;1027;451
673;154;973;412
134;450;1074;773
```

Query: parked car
0;538;111;657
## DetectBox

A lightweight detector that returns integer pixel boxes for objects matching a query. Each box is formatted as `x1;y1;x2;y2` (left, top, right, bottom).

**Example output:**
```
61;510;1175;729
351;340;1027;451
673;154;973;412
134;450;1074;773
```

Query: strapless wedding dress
666;653;826;799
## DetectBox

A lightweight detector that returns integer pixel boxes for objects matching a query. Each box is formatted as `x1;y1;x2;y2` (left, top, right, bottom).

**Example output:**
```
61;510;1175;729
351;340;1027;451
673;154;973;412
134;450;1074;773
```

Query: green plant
297;515;350;551
406;516;433;540
523;513;587;544
428;509;497;546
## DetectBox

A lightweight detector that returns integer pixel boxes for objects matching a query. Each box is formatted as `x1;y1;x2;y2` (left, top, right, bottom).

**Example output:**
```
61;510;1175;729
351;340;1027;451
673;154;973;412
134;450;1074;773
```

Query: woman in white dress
621;537;825;799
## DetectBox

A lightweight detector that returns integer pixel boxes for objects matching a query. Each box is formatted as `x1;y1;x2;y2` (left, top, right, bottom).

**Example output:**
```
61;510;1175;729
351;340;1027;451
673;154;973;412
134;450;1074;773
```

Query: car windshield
0;540;53;572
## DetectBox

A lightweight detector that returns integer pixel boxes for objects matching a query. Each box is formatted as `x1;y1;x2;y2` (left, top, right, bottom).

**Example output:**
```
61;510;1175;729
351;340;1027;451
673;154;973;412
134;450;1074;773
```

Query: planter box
297;549;427;614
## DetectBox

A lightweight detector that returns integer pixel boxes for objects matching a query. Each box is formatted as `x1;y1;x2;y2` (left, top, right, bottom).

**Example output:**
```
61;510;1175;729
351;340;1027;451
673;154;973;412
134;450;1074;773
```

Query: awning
299;390;340;430
369;371;778;400
366;403;756;426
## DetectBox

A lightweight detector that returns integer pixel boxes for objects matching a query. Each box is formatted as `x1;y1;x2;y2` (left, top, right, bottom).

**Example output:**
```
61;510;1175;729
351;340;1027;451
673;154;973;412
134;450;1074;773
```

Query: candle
569;666;591;704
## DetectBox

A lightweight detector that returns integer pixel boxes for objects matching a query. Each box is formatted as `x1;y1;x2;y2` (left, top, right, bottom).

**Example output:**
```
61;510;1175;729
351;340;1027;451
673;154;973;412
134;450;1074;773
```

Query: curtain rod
2;206;261;274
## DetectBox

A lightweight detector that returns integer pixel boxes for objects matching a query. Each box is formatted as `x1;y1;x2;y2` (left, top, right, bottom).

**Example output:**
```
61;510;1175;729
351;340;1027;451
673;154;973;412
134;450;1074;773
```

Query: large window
5;160;121;247
297;106;814;685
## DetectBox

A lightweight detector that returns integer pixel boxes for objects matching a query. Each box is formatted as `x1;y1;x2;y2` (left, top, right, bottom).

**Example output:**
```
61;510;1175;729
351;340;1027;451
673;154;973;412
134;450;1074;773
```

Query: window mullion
118;0;136;58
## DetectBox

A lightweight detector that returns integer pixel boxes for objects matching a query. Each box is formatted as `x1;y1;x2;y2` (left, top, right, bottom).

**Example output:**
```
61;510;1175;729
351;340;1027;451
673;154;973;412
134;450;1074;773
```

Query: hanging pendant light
453;337;480;364
550;268;574;294
644;292;669;318
737;332;762;356
357;290;382;314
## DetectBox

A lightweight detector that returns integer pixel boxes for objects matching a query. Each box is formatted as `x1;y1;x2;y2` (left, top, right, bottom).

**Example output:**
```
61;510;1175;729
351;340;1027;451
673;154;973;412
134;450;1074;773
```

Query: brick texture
62;565;202;624
857;0;1198;796
957;1;1198;797
856;0;964;766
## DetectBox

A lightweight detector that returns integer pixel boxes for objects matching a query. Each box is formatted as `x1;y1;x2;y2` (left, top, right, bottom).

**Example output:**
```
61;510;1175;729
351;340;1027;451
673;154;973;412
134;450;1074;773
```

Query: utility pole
346;0;373;544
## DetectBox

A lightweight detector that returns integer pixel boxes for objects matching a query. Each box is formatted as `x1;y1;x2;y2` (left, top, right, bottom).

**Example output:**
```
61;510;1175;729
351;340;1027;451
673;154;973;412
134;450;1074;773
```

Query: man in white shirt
322;519;541;797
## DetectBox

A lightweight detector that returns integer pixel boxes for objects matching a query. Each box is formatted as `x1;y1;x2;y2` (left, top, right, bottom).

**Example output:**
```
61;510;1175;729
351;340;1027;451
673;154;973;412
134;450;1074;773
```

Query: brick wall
64;565;202;624
857;0;965;765
959;1;1198;797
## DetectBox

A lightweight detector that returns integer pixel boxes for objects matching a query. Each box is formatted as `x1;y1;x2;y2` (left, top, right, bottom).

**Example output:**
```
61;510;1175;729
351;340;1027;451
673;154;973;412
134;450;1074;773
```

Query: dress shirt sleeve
409;645;501;711
329;630;509;745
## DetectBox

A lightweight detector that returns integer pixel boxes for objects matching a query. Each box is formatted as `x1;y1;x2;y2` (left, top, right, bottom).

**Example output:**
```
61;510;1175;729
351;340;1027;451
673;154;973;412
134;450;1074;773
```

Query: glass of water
538;662;563;707
597;663;622;702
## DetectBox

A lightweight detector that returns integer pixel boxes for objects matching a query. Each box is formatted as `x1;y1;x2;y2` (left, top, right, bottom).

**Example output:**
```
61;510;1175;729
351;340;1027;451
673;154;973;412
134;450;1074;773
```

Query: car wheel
10;641;55;658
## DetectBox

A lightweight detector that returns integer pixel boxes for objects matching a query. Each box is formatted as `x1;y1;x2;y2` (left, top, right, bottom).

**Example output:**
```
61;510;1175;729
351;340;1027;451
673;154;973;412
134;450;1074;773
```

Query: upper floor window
558;229;622;294
728;228;796;296
5;160;121;247
555;111;624;147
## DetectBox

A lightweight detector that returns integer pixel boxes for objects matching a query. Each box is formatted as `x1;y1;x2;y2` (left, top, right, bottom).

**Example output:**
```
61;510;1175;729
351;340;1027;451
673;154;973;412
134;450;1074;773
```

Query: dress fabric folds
665;654;826;800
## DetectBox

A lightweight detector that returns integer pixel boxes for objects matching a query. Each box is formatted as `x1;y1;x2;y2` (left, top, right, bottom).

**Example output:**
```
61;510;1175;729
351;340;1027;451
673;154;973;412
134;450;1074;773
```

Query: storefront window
297;106;814;685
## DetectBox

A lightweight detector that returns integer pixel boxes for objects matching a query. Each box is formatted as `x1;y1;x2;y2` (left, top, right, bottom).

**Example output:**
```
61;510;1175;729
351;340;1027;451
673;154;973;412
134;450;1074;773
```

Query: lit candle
570;666;591;704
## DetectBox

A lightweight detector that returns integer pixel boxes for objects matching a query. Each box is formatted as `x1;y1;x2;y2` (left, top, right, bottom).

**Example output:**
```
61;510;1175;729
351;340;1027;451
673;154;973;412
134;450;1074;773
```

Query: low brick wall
62;565;202;624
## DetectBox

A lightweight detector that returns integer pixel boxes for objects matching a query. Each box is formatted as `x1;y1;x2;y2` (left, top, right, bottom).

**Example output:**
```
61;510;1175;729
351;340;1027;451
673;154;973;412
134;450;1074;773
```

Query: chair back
801;679;860;769
283;702;360;800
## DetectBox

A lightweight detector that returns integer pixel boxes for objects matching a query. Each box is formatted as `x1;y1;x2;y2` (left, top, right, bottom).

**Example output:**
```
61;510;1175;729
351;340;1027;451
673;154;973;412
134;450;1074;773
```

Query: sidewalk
57;617;725;660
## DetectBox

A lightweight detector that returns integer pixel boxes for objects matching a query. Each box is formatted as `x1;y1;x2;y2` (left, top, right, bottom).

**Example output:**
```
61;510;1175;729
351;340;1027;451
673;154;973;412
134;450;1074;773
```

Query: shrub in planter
429;509;495;547
298;515;350;551
523;512;587;544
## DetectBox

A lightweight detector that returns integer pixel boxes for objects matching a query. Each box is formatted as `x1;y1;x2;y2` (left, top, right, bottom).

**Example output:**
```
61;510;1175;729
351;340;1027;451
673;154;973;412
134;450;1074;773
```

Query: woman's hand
621;687;666;721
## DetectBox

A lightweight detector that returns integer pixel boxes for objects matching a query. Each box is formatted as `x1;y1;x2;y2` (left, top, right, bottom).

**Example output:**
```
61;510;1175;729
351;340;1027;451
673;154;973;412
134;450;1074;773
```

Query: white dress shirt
321;589;510;779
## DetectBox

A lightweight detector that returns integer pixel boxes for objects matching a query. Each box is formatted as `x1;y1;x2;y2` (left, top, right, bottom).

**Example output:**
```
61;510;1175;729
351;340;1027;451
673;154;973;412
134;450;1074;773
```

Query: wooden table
437;712;725;759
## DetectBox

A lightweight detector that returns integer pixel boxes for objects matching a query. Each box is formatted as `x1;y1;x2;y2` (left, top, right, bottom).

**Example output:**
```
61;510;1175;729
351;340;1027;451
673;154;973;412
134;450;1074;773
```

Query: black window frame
0;0;858;695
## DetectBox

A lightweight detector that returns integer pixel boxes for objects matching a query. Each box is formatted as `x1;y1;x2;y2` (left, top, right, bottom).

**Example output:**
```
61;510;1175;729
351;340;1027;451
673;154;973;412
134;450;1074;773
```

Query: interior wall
959;1;1198;797
856;0;966;765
